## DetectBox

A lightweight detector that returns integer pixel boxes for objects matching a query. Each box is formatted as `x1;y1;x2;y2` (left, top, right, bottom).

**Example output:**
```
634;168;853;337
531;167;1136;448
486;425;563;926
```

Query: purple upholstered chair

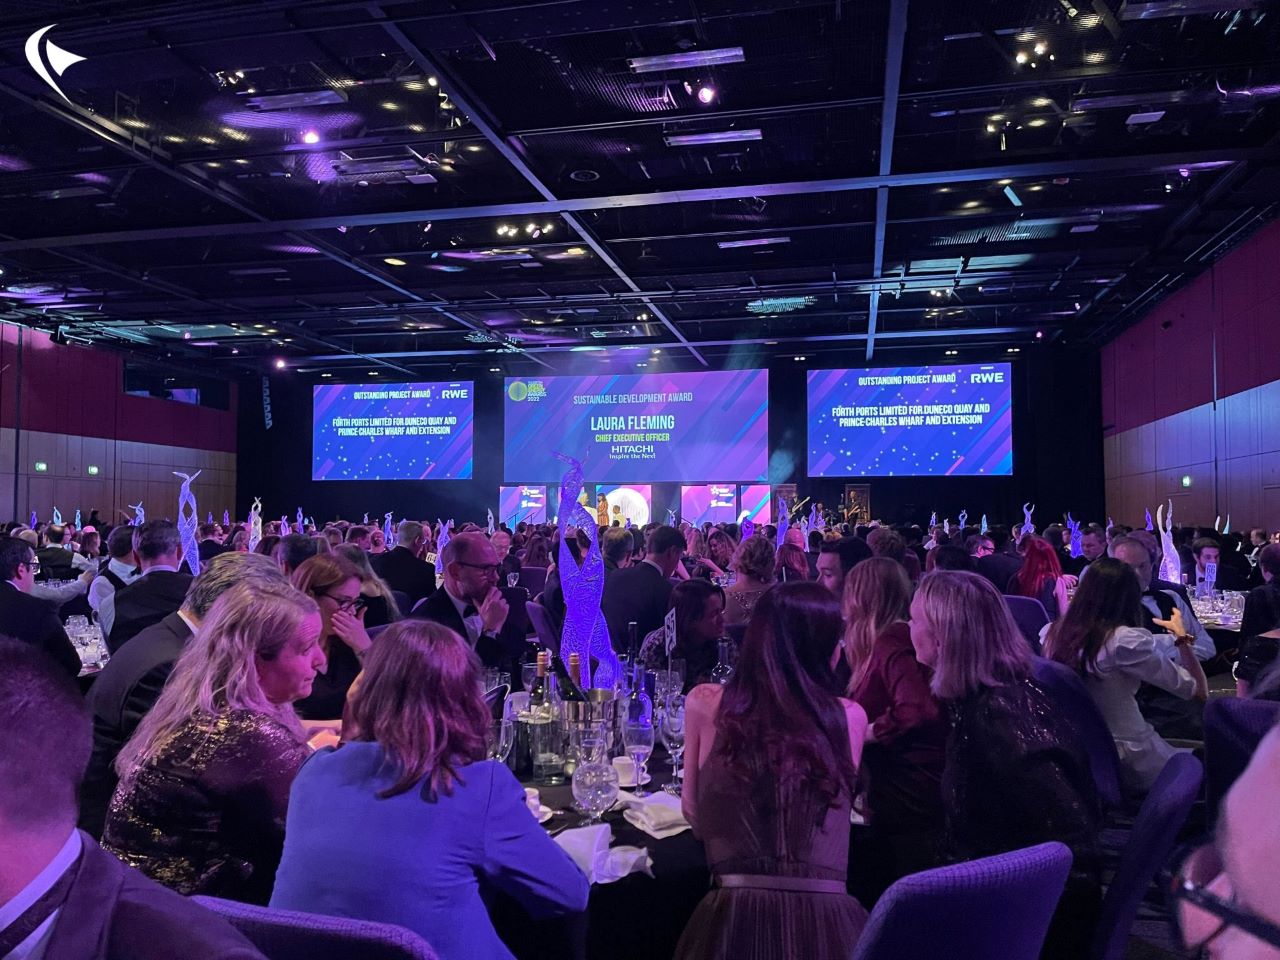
1090;752;1203;960
851;842;1072;960
1004;595;1050;654
1032;656;1124;811
517;565;548;597
1204;697;1280;825
192;896;438;960
526;600;560;655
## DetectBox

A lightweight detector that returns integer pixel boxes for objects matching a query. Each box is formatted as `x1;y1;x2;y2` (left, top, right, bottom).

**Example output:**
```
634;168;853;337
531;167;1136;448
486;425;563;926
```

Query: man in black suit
967;532;1023;594
36;523;78;582
0;642;268;960
196;523;229;565
0;536;81;677
601;526;686;653
371;520;437;608
412;531;524;670
81;552;289;836
1185;536;1249;594
107;521;192;653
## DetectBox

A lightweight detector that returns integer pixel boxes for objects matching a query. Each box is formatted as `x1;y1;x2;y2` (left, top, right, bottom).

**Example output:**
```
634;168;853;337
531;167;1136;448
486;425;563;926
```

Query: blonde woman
723;536;775;627
102;581;323;904
272;621;588;958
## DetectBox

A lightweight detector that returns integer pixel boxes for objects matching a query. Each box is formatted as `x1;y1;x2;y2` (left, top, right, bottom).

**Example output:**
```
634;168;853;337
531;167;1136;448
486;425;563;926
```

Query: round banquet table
487;752;710;960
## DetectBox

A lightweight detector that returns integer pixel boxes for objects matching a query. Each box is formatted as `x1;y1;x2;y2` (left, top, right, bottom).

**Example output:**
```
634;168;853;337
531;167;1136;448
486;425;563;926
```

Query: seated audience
866;526;919;581
523;535;551;568
273;533;321;576
35;523;78;582
1043;558;1207;794
705;528;736;576
1080;524;1108;565
345;525;373;551
723;536;776;626
271;621;588;958
370;520;437;609
196;523;227;564
81;553;288;836
107;521;193;653
679;582;868;959
638;578;728;686
253;534;280;558
1236;543;1280;695
601;526;686;650
774;541;810;583
929;543;973;572
291;554;374;721
335;543;402;627
0;642;268;960
102;581;323;904
601;526;634;573
1110;535;1214;660
815;536;872;597
910;569;1103;960
0;535;80;676
968;530;1022;593
838;558;946;902
1008;535;1070;620
1187;536;1248;592
368;527;387;554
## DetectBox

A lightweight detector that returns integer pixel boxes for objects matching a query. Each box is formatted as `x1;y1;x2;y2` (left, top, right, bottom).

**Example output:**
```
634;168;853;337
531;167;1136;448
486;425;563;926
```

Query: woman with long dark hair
1043;557;1207;794
1008;535;1071;619
676;582;868;959
637;578;727;686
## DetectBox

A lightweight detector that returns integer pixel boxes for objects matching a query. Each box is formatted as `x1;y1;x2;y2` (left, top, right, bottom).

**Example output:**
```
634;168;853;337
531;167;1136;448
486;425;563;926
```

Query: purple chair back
1204;697;1280;825
517;565;548;596
852;842;1073;960
192;896;438;960
1091;752;1203;960
526;601;560;655
1032;657;1124;810
366;623;394;641
1004;595;1050;654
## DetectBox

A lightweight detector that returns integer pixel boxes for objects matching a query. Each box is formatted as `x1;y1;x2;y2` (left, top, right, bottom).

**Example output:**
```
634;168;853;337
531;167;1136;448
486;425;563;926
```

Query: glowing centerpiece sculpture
174;471;202;576
556;453;617;689
248;498;263;552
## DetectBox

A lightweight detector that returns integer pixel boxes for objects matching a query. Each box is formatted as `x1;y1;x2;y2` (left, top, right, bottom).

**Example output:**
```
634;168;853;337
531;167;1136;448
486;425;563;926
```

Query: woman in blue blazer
271;620;588;959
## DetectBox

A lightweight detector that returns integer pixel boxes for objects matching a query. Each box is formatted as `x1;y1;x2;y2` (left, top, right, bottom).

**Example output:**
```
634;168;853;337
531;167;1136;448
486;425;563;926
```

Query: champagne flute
622;720;655;798
661;695;686;797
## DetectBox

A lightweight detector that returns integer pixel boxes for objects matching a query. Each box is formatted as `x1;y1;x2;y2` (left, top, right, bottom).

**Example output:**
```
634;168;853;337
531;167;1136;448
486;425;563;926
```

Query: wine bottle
709;640;734;686
627;620;639;660
568;652;585;690
528;650;549;707
626;659;652;725
550;652;586;702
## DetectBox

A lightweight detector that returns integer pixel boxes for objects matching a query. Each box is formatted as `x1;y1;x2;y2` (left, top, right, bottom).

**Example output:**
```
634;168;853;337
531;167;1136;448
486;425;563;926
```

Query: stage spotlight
697;85;717;105
274;358;286;369
301;130;320;144
1036;330;1045;339
1034;42;1048;55
1015;51;1028;64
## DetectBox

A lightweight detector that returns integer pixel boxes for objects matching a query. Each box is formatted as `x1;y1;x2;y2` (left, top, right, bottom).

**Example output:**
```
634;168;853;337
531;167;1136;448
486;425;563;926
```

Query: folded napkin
554;823;653;885
619;791;690;839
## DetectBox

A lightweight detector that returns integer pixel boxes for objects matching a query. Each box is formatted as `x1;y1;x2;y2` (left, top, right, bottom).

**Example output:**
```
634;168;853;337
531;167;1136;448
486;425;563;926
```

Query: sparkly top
102;708;309;904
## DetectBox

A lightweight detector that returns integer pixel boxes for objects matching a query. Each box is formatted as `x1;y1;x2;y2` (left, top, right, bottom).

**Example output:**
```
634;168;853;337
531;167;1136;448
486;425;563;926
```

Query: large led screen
680;484;737;524
499;485;547;525
598;484;652;526
504;370;768;482
807;364;1013;477
739;484;773;524
313;381;474;481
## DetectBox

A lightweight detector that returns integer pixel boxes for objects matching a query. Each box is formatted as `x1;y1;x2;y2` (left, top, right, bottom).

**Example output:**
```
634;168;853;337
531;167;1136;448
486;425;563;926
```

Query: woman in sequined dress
102;580;324;904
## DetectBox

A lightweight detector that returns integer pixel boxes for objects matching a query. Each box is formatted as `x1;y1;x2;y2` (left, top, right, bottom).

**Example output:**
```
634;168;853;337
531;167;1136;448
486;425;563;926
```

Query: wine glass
572;761;620;826
622;720;655;798
661;695;686;797
487;719;514;763
507;572;520;588
521;660;538;693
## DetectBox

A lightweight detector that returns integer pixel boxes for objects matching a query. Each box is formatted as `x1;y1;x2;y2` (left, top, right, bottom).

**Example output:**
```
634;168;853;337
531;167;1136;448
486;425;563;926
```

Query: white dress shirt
1142;590;1215;662
0;828;81;960
92;563;172;639
444;588;485;647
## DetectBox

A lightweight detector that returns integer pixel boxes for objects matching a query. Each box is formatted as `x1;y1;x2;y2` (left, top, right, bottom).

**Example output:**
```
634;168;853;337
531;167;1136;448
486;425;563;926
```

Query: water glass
572;761;620;826
661;695;686;797
487;719;515;763
521;661;539;693
622;720;655;798
483;668;511;693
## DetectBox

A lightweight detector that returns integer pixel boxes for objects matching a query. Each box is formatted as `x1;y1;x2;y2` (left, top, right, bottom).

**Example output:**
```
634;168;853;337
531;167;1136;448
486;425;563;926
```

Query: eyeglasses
1164;841;1280;952
455;560;500;577
322;593;366;613
22;558;40;571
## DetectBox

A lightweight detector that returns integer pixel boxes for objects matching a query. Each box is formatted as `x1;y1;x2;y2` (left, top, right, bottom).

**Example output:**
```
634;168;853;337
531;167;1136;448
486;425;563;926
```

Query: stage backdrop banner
312;381;474;481
739;484;774;524
504;370;768;483
807;363;1013;477
499;485;547;524
680;484;737;524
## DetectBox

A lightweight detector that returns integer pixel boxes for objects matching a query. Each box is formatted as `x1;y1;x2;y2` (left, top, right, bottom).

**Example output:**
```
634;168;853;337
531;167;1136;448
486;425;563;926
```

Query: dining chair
1203;697;1280;825
1004;595;1050;654
526;601;560;655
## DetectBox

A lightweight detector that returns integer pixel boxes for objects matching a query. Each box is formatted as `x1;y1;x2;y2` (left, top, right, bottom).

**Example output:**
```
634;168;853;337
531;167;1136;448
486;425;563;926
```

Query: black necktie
463;604;478;619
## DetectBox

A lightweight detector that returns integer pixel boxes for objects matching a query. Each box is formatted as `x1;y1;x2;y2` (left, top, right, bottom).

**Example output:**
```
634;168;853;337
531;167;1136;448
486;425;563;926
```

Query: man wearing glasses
0;536;81;677
1169;720;1280;957
411;532;518;672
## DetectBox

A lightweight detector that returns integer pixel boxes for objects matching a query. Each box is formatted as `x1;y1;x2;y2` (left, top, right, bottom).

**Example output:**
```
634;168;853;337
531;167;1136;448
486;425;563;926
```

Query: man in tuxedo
0;536;80;677
370;521;437;608
88;526;142;640
1080;525;1108;565
274;533;320;576
0;642;267;959
196;523;229;565
1111;536;1214;661
106;521;192;653
412;532;523;671
81;553;288;837
967;533;1023;593
1186;536;1248;593
601;526;686;652
35;523;78;583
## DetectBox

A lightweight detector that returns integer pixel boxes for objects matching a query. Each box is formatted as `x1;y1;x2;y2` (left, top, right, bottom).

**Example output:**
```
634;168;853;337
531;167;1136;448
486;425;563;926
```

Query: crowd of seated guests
3;502;1280;960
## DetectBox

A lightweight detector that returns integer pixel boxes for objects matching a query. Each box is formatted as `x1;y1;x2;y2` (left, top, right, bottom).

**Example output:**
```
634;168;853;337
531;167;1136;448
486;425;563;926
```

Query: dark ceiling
0;0;1276;382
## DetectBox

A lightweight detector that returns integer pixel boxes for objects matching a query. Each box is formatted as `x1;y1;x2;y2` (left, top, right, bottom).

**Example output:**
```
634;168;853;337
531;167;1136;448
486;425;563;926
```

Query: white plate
618;773;652;789
536;804;554;824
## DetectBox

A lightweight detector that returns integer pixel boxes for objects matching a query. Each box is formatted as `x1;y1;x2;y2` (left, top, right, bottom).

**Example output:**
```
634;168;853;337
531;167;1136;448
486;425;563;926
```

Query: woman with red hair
1008;535;1073;620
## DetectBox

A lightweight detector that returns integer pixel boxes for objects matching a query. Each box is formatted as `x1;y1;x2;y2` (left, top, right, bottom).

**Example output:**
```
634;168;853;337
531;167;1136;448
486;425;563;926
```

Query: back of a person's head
397;520;424;548
915;569;1028;699
601;527;634;565
719;581;853;806
866;527;906;563
335;542;378;579
198;523;219;540
774;542;809;583
184;550;288;619
292;552;362;597
0;641;90;832
524;536;551;567
669;578;724;639
807;529;824;551
1045;557;1142;674
1260;543;1280;581
135;519;180;561
0;535;32;581
349;620;487;799
963;534;992;555
276;533;321;572
117;580;318;777
346;525;371;543
932;544;973;572
648;525;687;557
819;536;872;576
45;523;66;544
732;535;776;581
1013;535;1063;595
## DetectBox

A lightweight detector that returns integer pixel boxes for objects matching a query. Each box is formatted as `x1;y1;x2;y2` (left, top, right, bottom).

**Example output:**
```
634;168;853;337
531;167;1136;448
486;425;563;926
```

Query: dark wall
237;343;1104;529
